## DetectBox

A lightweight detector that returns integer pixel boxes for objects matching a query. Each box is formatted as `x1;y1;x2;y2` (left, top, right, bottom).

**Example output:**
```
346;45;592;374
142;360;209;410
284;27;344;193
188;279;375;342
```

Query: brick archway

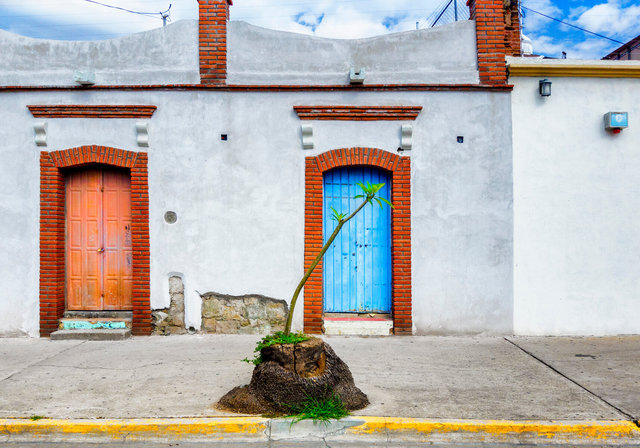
304;147;411;334
40;145;150;336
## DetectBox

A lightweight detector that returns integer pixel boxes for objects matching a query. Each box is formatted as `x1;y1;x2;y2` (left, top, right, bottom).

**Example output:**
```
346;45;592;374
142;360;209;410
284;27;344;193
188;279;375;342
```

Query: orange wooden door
66;167;132;310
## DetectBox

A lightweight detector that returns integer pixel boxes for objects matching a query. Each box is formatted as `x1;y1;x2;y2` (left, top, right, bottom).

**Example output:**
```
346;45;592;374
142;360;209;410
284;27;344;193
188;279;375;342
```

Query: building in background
603;34;640;60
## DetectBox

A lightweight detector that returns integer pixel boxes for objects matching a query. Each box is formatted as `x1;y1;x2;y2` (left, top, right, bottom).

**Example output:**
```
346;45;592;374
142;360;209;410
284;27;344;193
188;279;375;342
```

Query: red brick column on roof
467;0;519;85
304;148;412;335
504;0;521;57
199;0;232;85
39;146;151;336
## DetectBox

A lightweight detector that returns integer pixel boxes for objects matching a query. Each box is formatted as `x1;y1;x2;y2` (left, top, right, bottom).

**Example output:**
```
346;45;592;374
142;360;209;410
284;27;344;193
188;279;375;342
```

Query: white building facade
509;58;640;335
0;0;636;338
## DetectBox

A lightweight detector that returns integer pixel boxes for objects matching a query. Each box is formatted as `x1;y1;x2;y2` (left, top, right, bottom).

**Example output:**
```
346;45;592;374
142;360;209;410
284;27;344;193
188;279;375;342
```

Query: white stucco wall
0;95;41;336
510;60;640;335
0;18;478;88
411;91;513;334
0;21;199;86
228;20;479;85
0;88;512;336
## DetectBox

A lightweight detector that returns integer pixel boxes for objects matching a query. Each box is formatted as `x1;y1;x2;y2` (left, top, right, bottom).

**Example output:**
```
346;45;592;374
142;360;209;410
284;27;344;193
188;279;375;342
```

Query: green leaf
379;197;394;208
330;206;345;221
354;194;364;199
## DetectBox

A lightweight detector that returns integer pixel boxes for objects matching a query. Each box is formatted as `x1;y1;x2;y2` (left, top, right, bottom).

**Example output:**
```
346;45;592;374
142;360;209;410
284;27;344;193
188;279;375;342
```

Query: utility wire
81;0;171;22
521;5;625;45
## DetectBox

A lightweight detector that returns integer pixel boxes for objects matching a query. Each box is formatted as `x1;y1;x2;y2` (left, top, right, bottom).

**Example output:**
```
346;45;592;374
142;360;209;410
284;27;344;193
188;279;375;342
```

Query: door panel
323;166;391;313
65;167;132;311
102;169;132;310
66;169;101;310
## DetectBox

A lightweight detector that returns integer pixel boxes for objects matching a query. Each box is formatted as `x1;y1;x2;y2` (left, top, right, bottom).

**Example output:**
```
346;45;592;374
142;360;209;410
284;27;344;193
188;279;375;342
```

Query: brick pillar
39;152;66;336
467;0;518;85
199;0;232;85
130;152;151;335
504;0;521;57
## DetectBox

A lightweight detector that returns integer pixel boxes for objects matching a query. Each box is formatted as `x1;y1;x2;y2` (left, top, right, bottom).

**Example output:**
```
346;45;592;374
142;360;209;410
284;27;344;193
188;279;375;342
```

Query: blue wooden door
323;166;391;313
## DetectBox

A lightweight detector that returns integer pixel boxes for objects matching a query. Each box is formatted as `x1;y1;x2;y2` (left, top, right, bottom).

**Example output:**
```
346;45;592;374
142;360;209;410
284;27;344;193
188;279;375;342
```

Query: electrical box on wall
604;112;628;134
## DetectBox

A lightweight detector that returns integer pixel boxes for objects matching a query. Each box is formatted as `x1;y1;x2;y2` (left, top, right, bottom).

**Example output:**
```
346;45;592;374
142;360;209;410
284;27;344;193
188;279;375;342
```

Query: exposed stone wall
152;276;186;335
201;292;288;334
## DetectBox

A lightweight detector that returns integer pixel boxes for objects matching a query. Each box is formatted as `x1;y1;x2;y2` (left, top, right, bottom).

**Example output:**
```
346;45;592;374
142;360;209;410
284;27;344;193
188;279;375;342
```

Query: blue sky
0;0;638;59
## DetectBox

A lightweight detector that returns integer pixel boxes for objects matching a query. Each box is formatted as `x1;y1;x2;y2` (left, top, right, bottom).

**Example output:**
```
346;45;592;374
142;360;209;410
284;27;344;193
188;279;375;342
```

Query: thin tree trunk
284;198;370;334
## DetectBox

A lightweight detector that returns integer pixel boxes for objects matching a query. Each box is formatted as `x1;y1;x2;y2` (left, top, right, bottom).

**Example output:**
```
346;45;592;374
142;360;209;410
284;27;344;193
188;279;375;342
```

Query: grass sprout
286;391;350;423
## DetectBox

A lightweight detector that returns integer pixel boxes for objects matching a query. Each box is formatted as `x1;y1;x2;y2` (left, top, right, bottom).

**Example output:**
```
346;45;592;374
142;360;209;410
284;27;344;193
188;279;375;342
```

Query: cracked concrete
0;335;637;421
506;336;640;422
0;340;84;382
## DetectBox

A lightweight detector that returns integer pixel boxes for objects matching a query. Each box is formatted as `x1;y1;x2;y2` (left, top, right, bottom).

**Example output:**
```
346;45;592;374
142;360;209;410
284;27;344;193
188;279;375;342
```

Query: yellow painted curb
1;417;639;443
350;417;640;443
0;417;269;442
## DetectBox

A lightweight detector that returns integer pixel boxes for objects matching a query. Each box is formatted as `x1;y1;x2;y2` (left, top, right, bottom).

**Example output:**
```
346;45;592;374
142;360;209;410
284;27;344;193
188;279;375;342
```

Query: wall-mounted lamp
539;79;552;97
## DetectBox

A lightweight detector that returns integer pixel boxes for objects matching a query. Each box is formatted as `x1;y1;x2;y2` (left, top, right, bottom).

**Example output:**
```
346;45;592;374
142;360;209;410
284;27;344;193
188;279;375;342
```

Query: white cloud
0;0;475;40
520;0;640;60
569;37;617;59
520;0;563;32
530;31;621;59
0;0;194;38
574;0;640;36
230;0;444;38
528;34;566;57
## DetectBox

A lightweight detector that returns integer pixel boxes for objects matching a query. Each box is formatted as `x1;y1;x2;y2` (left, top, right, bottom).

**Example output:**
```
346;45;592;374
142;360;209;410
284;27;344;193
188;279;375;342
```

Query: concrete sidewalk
0;335;639;444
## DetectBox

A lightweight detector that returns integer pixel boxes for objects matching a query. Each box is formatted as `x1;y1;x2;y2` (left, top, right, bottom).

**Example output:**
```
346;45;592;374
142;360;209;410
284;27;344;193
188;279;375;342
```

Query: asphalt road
3;444;640;448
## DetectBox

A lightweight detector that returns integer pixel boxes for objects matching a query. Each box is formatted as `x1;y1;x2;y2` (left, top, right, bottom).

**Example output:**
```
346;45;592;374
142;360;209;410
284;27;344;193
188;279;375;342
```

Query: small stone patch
152;276;186;335
201;292;288;334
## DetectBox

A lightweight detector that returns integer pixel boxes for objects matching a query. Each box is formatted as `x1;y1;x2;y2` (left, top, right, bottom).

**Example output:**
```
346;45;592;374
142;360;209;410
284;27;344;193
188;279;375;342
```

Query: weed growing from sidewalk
285;391;350;423
242;331;310;366
30;415;44;421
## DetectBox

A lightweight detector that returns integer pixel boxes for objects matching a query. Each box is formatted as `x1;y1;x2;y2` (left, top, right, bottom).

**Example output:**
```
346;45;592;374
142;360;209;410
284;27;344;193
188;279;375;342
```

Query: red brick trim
27;105;157;118
294;106;423;121
199;0;232;85
39;146;151;336
40;153;65;337
467;0;509;85
1;84;514;92
304;148;412;335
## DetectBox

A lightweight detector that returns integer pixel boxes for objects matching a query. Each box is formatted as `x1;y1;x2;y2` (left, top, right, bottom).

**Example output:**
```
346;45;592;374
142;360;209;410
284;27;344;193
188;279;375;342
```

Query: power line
521;5;625;45
81;0;171;22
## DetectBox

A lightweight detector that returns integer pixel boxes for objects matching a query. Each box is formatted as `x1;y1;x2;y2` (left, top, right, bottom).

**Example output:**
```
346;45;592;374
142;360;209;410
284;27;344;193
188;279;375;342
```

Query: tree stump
218;337;369;414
